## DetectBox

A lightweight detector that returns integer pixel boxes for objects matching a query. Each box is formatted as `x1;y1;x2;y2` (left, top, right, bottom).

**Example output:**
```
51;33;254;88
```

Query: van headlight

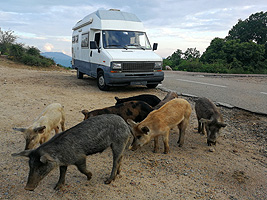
154;62;162;71
112;62;122;70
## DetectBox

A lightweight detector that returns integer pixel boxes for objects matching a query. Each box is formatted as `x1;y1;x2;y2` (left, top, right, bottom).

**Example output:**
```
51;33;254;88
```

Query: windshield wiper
106;44;122;47
106;44;128;49
125;44;145;50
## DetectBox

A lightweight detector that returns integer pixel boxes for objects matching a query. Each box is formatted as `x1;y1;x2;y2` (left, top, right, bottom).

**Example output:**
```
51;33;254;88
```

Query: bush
21;54;41;66
9;44;25;60
21;54;55;67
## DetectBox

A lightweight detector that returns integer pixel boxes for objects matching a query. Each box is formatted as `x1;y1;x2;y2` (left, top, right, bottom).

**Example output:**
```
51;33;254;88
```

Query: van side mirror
90;41;97;49
90;41;101;53
153;43;158;51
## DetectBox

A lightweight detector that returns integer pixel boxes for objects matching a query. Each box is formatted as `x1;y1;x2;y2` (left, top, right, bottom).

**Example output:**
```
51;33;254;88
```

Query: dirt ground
0;57;266;200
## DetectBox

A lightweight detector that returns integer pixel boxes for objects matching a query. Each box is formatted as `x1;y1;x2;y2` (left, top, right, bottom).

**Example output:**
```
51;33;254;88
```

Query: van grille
122;62;154;72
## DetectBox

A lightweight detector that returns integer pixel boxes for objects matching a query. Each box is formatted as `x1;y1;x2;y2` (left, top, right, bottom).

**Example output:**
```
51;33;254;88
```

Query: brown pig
127;98;192;154
82;101;153;123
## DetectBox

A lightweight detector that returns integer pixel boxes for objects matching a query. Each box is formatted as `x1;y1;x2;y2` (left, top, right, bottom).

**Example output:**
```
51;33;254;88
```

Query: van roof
72;9;142;31
95;10;141;22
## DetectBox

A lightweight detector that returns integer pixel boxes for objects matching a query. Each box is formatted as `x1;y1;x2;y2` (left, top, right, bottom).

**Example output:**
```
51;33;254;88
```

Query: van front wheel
97;71;110;91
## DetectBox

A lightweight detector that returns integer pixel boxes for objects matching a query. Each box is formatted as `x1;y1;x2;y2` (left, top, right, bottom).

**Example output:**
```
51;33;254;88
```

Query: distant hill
41;52;72;68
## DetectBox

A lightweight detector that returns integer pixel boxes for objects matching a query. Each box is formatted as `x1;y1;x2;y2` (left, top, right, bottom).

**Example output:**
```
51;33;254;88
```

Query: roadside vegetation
0;29;55;67
163;11;267;74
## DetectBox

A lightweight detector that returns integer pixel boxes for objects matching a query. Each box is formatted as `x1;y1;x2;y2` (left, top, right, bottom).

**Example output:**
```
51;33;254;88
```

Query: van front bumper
105;71;164;86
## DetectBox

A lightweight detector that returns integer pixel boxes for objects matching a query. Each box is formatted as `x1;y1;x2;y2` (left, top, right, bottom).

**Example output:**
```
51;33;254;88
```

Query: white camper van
72;9;164;91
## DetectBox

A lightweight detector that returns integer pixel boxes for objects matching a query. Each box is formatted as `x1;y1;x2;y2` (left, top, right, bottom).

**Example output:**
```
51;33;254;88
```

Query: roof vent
109;9;120;11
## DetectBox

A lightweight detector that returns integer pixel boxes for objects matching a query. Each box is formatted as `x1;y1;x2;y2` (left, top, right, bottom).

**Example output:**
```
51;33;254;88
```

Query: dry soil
0;57;266;200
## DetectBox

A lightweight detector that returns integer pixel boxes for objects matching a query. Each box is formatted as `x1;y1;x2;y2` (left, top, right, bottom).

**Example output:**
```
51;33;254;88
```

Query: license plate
130;81;147;85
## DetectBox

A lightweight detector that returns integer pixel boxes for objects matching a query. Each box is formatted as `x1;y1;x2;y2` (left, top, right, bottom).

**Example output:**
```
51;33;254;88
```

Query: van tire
77;70;84;79
97;71;110;91
147;84;158;88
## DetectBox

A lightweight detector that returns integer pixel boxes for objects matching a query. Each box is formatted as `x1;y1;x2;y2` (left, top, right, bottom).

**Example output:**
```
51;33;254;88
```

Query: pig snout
207;132;218;146
207;137;217;146
129;143;140;151
24;182;39;191
129;138;142;151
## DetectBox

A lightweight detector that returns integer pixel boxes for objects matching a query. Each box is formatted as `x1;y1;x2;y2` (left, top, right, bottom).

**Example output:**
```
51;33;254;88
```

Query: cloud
43;43;54;52
1;0;266;58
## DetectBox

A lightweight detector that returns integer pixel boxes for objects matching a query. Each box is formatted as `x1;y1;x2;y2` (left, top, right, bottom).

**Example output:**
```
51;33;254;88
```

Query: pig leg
201;122;206;135
163;133;170;154
54;126;60;134
116;156;123;175
60;120;65;132
177;119;189;147
105;142;127;184
54;166;67;190
197;120;202;134
105;154;123;184
75;157;92;181
153;136;159;153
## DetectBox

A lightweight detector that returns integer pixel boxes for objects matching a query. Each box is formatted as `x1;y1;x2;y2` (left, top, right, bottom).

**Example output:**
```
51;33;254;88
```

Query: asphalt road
159;71;267;115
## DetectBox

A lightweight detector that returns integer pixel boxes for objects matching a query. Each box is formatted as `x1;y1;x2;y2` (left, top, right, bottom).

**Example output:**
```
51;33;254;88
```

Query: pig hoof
54;184;64;190
86;172;92;180
104;179;112;184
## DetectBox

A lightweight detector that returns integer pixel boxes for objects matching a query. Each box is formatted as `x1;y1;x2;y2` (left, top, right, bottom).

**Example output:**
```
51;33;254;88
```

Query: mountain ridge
41;52;72;68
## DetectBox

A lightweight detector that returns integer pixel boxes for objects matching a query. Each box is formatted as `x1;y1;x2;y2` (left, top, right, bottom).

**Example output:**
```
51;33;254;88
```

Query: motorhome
72;9;164;91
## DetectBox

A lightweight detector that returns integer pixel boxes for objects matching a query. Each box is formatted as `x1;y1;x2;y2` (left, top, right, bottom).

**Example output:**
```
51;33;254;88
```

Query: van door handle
90;51;92;57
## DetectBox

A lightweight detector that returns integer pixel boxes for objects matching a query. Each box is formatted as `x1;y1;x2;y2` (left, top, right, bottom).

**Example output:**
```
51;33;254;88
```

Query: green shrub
9;44;25;60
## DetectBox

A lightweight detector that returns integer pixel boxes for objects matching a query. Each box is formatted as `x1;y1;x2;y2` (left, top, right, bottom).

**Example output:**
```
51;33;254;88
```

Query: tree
200;37;226;63
0;28;17;44
0;28;18;54
183;48;200;61
226;11;267;45
170;49;183;66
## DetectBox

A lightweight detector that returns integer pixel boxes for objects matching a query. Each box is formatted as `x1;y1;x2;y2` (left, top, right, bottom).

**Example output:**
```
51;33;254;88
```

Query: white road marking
260;92;267;95
176;78;227;88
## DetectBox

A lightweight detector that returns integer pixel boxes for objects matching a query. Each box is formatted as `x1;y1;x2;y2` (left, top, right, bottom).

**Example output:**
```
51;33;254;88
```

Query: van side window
95;33;100;47
81;33;89;48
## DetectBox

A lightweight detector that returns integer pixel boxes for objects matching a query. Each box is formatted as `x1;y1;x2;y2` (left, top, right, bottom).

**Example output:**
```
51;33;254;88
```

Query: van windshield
102;30;152;50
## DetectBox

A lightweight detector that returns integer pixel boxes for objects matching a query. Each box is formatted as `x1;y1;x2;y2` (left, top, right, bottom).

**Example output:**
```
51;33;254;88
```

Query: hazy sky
1;0;266;58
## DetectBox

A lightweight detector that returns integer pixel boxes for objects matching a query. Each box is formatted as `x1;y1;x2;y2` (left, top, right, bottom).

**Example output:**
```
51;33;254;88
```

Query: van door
90;31;102;78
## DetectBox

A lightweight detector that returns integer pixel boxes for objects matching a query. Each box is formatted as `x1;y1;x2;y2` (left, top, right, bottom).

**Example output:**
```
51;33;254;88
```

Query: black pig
195;97;227;146
115;94;161;107
12;114;131;191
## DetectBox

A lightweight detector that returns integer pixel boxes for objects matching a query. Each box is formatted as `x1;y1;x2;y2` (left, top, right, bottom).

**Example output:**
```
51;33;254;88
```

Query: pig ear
11;150;32;158
40;154;55;163
13;127;27;133
141;126;149;134
81;109;89;116
199;118;212;124
127;119;138;127
34;126;46;134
